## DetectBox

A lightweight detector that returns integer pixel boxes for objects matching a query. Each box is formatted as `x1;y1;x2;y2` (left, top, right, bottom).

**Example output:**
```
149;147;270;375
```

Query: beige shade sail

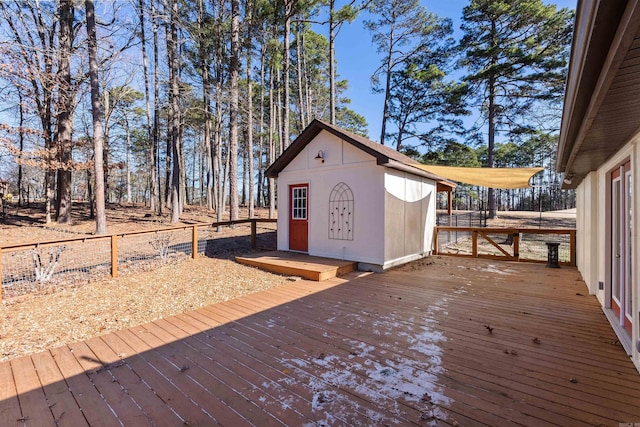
413;165;544;189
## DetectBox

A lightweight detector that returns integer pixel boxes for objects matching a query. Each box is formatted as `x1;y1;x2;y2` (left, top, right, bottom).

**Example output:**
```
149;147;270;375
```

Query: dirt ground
485;209;576;229
0;203;286;362
0;201;275;246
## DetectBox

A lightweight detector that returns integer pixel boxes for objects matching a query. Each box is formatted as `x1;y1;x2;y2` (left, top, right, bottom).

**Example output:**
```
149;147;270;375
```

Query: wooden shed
265;119;454;272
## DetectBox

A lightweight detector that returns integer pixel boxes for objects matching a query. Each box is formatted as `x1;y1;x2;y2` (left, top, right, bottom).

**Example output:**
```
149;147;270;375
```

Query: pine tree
365;0;442;145
459;0;573;218
85;0;107;234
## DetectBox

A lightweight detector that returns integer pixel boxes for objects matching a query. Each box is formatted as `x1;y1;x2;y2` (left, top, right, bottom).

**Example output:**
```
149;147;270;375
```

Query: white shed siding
577;138;639;371
382;169;436;270
276;130;385;265
576;172;600;297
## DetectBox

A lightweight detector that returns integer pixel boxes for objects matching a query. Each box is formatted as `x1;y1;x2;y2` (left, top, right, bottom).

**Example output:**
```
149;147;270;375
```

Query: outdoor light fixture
563;174;573;185
315;150;325;163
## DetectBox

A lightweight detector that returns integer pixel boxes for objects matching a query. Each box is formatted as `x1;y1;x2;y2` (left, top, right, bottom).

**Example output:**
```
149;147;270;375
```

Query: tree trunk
198;0;214;211
214;77;224;224
152;0;162;215
88;168;94;219
179;125;186;212
138;0;157;214
380;31;394;145
125;116;132;204
102;90;111;203
246;0;255;218
268;63;276;219
487;19;497;219
213;0;224;226
329;0;336;124
296;26;306;128
17;90;24;207
55;0;74;225
276;71;284;156
242;134;247;206
228;0;240;222
167;0;181;223
86;0;107;233
258;36;266;209
282;1;293;149
165;120;172;207
303;30;312;126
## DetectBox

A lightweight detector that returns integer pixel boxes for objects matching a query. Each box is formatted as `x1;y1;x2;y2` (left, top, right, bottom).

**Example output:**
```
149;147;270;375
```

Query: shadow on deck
1;256;639;426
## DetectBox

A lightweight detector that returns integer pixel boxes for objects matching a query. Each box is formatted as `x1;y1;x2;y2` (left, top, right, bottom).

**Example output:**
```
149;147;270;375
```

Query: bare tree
166;0;182;223
229;0;240;222
0;1;57;222
54;0;74;224
245;0;255;218
152;0;162;214
85;0;107;234
137;0;158;214
282;0;298;149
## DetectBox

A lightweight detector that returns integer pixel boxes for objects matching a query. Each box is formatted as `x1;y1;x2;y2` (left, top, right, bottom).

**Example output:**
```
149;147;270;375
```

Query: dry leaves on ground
0;256;288;362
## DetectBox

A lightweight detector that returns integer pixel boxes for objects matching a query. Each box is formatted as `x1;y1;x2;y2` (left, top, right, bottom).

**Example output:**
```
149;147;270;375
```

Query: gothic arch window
329;182;354;240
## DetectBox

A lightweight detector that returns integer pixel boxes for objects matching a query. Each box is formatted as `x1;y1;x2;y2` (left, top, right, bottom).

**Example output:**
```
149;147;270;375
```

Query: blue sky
331;0;578;143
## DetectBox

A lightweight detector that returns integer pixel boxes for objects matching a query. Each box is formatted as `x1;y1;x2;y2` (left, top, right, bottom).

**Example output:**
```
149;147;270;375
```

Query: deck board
1;256;640;426
100;334;195;425
122;327;231;426
10;356;55;426
30;351;89;426
235;250;356;281
224;285;615;426
83;336;183;427
48;345;121;427
0;358;23;426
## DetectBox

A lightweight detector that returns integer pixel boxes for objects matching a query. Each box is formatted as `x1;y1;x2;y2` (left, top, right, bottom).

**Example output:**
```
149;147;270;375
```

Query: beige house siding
575;138;640;371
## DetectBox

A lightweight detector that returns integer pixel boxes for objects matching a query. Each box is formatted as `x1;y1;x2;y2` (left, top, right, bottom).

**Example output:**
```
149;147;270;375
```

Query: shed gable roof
264;119;446;183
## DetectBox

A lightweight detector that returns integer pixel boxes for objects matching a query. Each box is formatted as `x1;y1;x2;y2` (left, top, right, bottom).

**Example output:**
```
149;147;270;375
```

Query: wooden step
235;251;356;281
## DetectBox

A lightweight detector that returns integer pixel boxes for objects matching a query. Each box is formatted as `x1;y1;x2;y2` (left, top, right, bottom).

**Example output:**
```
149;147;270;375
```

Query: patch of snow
263;297;453;425
255;295;454;425
289;358;310;368
483;264;517;275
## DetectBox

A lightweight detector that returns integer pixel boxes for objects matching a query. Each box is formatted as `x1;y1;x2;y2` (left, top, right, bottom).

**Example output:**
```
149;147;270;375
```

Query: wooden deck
235;251;356;281
1;256;640;426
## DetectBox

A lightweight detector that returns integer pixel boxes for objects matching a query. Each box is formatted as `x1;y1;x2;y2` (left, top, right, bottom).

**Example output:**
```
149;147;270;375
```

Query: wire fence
436;210;487;228
435;210;576;252
0;219;277;300
434;227;575;266
436;211;487;248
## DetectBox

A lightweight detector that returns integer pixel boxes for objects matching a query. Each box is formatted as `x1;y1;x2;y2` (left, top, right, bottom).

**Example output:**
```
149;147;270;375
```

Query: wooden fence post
250;220;257;250
570;230;576;267
192;226;198;259
472;230;478;257
513;232;520;261
111;235;118;278
433;228;439;255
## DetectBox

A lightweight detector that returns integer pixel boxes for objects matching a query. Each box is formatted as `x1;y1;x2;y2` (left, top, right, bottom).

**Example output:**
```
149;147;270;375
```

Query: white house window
292;187;307;220
329;182;354;240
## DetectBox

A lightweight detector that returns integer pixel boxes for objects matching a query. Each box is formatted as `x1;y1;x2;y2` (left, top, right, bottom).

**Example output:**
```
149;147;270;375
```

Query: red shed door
289;184;309;252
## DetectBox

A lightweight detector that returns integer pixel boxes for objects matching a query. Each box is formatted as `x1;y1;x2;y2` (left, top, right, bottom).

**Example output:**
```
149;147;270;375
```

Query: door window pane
292;187;307;220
